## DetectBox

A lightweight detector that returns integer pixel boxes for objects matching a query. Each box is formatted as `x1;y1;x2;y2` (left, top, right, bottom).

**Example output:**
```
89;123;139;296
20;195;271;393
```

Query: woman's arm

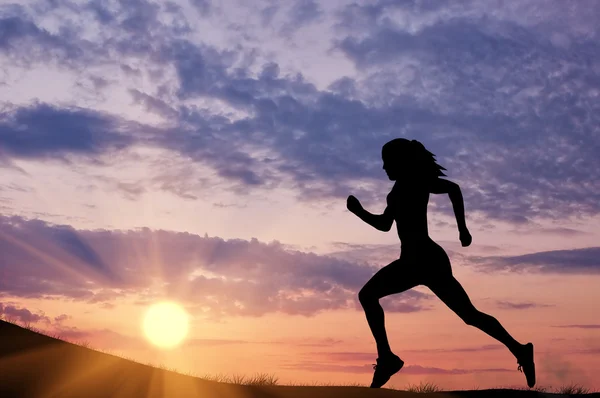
354;207;393;232
449;187;467;232
429;178;467;232
347;195;393;232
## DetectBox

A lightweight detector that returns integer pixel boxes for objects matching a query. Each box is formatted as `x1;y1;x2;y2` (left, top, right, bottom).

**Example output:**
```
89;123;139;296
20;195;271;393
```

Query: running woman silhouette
347;138;535;389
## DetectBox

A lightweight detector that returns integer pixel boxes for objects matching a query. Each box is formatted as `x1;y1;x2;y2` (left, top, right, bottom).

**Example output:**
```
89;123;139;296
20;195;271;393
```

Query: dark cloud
2;0;600;226
189;0;211;16
0;215;433;318
281;0;322;35
468;247;600;274
161;12;600;221
260;4;279;27
0;103;136;161
0;15;92;66
128;89;179;120
48;226;114;278
334;17;600;219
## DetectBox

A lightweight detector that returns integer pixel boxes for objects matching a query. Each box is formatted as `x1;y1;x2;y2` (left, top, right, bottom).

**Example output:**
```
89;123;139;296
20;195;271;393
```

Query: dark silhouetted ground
1;320;598;397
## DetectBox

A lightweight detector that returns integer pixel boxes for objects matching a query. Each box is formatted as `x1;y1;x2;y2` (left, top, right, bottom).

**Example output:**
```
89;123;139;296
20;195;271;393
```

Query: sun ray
0;228;107;286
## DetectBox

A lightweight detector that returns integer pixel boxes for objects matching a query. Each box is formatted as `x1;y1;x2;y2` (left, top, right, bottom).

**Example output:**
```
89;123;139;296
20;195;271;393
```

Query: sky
1;0;600;390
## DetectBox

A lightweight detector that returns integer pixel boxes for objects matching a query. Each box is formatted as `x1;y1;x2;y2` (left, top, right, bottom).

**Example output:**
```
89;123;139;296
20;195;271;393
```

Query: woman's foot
516;342;536;388
370;353;404;388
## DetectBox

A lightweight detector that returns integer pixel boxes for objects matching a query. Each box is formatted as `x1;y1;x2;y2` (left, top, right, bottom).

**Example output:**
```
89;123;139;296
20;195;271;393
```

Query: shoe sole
523;342;536;388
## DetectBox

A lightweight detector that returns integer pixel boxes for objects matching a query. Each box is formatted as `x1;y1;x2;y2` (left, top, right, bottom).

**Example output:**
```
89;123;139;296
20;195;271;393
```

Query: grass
2;317;599;395
405;382;442;393
556;384;592;395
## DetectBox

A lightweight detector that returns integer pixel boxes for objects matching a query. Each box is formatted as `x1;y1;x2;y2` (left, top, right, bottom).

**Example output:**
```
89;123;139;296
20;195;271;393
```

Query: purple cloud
468;247;600;274
496;301;554;310
0;303;50;324
0;215;432;318
1;1;599;227
0;103;136;162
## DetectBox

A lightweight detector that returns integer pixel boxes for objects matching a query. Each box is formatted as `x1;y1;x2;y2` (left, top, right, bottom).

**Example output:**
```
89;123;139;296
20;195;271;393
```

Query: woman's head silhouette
381;138;446;182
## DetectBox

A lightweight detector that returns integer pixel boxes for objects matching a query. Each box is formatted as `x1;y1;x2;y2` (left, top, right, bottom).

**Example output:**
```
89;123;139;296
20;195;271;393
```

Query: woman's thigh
359;258;424;300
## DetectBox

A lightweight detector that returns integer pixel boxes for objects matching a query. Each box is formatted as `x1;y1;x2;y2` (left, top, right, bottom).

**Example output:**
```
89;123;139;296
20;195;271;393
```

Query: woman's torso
386;178;452;276
386;179;432;245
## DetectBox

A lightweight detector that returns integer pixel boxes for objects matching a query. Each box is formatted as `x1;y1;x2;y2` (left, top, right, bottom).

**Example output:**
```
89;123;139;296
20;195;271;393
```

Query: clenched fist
459;228;472;247
347;195;363;214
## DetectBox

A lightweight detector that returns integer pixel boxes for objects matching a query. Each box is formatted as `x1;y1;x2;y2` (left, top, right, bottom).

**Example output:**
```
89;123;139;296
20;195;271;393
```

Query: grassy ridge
0;316;597;397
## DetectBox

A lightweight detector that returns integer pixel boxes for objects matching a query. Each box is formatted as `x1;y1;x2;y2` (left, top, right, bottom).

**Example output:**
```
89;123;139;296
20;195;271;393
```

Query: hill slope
0;320;597;398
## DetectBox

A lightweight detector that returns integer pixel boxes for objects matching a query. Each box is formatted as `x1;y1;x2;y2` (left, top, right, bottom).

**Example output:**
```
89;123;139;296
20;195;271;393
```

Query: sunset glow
1;0;599;392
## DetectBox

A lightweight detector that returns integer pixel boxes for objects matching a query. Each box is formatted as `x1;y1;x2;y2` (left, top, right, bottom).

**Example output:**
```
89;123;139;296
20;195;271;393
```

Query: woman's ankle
377;349;396;360
510;342;525;358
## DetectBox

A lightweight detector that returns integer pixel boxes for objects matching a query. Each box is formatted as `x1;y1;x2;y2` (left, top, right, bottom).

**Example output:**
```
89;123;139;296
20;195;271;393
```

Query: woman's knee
358;287;376;305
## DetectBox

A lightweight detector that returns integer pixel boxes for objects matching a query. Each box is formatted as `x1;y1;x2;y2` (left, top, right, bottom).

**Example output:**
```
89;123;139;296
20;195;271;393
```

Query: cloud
54;314;71;323
288;337;344;347
50;324;147;350
333;3;600;223
400;365;513;375
283;360;512;375
185;338;253;346
468;247;600;274
0;14;94;67
535;227;591;237
281;0;322;35
0;303;51;324
0;103;136;162
2;0;600;227
552;324;600;329
0;215;433;318
496;300;554;310
128;89;179;120
314;344;504;362
575;348;600;355
189;0;211;16
405;344;504;354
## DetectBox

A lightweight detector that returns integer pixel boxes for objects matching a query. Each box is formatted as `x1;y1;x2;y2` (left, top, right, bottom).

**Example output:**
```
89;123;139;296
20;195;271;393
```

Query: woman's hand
347;195;363;214
459;228;472;247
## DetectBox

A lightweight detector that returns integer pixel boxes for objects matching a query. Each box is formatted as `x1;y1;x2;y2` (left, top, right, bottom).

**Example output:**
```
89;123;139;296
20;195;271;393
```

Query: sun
142;301;189;349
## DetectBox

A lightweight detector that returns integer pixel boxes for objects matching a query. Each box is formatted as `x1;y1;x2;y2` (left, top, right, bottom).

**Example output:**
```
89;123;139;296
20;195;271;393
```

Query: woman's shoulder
388;180;430;200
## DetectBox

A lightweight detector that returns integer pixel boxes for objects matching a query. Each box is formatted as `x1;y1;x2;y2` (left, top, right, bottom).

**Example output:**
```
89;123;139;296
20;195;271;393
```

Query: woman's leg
358;259;421;359
426;274;524;358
